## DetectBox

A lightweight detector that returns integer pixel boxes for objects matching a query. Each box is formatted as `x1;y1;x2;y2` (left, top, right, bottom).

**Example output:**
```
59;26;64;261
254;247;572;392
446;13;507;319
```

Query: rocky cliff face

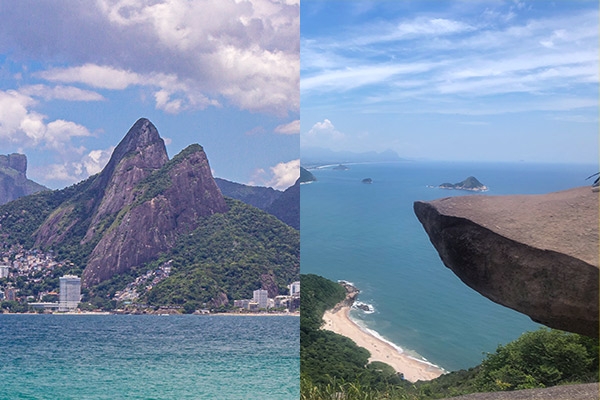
0;153;47;205
414;187;598;337
35;118;169;248
83;144;228;286
83;118;169;243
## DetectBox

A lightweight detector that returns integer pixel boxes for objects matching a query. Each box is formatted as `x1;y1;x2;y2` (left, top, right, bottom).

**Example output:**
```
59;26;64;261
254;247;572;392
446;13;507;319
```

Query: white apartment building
0;265;9;279
59;275;81;312
288;281;300;297
252;289;269;309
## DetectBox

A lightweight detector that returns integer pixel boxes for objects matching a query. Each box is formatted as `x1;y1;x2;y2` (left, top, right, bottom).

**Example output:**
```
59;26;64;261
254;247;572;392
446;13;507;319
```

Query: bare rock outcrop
82;144;228;286
414;186;598;337
83;118;169;242
0;153;47;205
35;118;169;248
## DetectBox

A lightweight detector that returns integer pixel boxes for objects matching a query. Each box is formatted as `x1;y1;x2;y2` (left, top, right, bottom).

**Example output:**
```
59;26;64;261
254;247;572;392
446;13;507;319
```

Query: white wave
353;301;375;314
347;312;446;372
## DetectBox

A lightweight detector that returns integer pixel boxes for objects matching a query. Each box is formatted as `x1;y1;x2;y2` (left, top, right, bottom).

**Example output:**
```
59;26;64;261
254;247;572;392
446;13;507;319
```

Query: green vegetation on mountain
0;177;94;248
215;177;280;210
145;198;299;308
0;119;298;309
300;274;599;400
301;274;405;392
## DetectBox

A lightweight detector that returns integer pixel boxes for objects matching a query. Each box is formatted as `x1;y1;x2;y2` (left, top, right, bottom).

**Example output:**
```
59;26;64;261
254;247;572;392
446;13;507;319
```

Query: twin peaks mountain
34;119;228;287
0;119;298;306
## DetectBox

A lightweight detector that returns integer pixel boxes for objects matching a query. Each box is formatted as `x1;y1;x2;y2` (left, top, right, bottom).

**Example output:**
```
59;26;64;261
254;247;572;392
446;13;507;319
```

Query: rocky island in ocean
361;178;372;184
439;176;488;192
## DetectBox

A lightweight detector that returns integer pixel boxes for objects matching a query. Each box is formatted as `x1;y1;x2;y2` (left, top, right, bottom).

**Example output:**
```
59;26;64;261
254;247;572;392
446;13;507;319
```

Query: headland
321;282;445;382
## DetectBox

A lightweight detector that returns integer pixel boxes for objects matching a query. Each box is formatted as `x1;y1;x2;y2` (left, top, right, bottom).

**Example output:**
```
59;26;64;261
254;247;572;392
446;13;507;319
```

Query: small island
332;164;349;170
439;176;488;192
361;178;372;184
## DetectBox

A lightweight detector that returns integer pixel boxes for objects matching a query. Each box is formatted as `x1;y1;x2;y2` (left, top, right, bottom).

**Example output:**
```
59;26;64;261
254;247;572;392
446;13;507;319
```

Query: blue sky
0;1;299;190
301;1;598;165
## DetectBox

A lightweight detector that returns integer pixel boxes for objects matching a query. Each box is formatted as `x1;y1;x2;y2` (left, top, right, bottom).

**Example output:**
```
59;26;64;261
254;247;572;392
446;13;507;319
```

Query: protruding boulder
414;186;598;337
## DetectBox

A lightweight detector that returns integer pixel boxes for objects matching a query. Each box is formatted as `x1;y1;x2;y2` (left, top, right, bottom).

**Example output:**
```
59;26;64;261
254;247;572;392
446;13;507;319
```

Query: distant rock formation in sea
0;153;47;205
414;186;598;338
333;164;349;171
361;178;372;184
439;176;487;191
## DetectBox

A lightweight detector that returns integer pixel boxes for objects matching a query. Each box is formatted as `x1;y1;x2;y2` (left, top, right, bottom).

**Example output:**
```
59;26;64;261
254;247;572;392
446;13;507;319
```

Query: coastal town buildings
0;244;299;314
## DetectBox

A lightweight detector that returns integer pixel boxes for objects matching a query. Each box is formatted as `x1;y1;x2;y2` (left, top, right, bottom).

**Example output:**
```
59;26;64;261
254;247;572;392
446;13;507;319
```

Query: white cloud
34;146;115;187
302;6;598;117
39;64;221;113
393;18;473;37
38;64;142;90
2;0;299;116
0;89;91;151
266;159;299;190
248;159;299;189
274;119;300;135
302;63;434;93
83;147;114;176
20;84;105;101
92;0;299;115
302;119;345;148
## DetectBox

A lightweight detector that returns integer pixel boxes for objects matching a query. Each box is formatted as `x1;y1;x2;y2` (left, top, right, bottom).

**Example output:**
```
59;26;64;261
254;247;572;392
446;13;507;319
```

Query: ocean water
301;161;597;371
0;315;299;400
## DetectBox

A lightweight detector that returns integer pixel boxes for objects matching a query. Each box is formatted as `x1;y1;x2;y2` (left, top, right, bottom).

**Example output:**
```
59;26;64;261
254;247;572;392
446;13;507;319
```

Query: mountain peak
35;118;170;248
0;153;47;205
103;118;165;173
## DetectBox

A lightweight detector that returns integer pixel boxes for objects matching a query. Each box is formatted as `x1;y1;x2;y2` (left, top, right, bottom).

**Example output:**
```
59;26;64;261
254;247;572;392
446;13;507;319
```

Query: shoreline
0;311;299;317
322;283;445;382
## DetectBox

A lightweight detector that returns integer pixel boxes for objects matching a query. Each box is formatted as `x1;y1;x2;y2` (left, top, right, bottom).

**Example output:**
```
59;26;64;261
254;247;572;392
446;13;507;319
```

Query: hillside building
253;289;269;309
288;281;300;297
59;275;81;312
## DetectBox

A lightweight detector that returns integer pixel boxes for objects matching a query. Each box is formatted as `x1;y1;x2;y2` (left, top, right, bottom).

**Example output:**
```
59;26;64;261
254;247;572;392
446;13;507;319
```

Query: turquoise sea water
0;315;299;400
301;161;596;371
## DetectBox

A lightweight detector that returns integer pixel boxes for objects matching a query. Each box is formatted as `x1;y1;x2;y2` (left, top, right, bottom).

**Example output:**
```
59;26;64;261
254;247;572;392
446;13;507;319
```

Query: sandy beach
322;305;445;382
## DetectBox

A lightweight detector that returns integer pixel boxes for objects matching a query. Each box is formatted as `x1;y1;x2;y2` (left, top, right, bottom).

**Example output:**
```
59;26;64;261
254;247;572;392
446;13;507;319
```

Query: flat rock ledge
414;186;598;338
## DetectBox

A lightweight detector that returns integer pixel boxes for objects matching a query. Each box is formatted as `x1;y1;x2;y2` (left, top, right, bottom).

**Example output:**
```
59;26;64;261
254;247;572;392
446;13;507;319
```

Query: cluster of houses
233;281;300;312
0;246;75;304
113;260;173;303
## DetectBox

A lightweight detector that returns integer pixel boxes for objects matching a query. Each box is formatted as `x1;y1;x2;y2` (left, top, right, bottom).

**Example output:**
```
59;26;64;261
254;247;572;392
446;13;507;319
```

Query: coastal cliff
414;186;598;338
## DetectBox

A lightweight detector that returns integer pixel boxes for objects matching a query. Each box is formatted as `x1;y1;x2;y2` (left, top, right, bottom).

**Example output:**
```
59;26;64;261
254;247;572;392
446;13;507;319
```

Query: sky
0;0;299;190
301;0;598;165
